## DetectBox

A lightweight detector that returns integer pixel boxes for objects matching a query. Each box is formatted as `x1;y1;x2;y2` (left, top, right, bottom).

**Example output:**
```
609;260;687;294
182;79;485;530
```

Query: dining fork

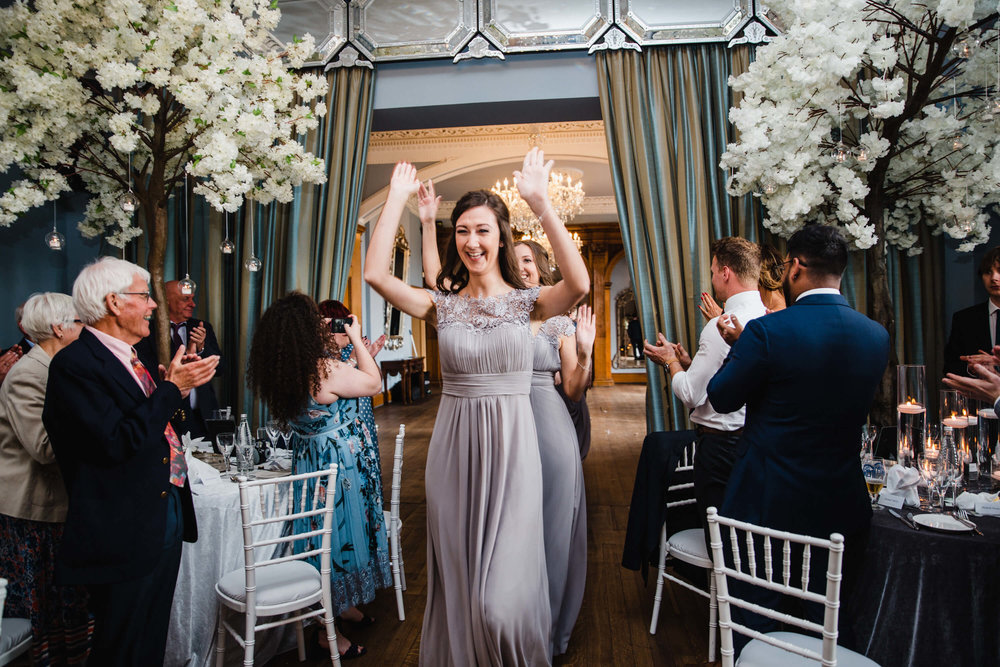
955;509;984;536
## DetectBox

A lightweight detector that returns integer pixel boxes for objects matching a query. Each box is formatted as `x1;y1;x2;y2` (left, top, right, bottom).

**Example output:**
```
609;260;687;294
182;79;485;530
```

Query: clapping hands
418;179;441;225
574;305;596;352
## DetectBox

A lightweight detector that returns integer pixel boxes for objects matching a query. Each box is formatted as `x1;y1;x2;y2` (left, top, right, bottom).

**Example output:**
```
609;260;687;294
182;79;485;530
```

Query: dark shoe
339;642;367;660
338;613;376;628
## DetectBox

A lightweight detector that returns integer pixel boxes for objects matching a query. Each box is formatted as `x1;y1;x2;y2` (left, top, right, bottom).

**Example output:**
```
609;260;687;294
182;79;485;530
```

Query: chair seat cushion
738;631;879;667
667;528;713;568
0;617;31;658
216;561;322;608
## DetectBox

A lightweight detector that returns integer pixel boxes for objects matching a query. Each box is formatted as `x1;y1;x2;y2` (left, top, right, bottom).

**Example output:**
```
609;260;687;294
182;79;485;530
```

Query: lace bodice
532;315;575;374
431;287;540;376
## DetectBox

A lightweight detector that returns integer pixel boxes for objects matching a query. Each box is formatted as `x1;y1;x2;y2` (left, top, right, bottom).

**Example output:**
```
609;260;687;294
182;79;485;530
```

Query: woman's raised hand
418;179;441;225
699;292;722;321
513;147;554;214
388;162;421;202
575;304;596;352
344;314;363;342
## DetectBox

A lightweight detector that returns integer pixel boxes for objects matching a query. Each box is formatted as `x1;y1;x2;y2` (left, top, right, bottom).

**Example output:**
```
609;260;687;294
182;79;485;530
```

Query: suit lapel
79;329;147;402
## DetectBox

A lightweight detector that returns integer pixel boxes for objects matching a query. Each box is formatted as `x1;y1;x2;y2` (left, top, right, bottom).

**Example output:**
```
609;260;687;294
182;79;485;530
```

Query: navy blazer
135;317;221;418
943;302;991;377
706;293;889;539
42;328;197;586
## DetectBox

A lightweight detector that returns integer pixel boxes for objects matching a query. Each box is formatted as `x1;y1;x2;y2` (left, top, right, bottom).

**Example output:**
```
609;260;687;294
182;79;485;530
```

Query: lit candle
897;400;925;414
942;415;969;428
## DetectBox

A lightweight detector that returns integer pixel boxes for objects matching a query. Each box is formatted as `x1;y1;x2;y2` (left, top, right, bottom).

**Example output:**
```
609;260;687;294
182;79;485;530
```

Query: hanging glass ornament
220;238;235;254
178;274;197;295
119;190;139;213
244;255;262;272
45;201;65;250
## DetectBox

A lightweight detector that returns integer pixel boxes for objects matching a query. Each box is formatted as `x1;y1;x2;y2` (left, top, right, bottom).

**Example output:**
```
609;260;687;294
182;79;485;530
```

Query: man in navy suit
135;279;222;438
707;225;889;644
43;258;219;665
943;246;1000;376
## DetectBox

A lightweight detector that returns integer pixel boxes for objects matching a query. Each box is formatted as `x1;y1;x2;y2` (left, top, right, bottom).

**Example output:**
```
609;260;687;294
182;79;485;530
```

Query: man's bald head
165;280;196;322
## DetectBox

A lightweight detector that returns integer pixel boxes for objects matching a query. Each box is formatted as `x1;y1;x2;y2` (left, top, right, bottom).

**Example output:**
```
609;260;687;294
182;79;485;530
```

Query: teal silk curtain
596;44;762;432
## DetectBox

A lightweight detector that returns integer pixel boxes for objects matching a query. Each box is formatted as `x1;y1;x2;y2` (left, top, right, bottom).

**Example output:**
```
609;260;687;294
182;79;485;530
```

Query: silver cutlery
955;509;984;536
888;509;918;530
905;512;921;531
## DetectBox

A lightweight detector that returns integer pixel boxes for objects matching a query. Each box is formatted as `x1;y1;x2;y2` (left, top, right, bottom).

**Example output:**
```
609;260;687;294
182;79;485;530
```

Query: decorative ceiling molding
270;1;785;67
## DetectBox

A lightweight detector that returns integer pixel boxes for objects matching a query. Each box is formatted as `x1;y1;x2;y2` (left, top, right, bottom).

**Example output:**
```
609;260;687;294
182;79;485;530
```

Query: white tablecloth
165;472;295;666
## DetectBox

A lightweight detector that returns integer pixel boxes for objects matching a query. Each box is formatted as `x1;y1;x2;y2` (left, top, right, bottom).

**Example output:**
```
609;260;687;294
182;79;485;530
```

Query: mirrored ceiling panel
270;0;347;67
351;0;477;61
481;0;612;51
617;0;751;44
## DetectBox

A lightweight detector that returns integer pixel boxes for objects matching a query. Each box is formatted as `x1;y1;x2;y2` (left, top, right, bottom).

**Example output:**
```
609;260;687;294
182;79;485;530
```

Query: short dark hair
978;247;1000;276
317;299;350;320
436;190;527;293
786;225;848;277
710;237;761;285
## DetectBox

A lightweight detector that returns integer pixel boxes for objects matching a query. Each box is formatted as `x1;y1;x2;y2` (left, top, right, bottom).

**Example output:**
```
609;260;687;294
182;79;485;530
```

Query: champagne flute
265;419;281;450
862;458;886;508
217;432;235;477
860;424;879;462
280;422;293;450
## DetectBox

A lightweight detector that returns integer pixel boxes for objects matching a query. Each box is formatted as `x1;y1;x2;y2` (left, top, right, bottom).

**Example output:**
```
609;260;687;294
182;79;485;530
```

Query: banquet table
848;508;1000;667
165;465;295;667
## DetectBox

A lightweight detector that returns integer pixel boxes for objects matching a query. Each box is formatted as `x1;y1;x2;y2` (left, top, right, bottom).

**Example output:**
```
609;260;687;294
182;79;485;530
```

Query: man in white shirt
644;237;767;547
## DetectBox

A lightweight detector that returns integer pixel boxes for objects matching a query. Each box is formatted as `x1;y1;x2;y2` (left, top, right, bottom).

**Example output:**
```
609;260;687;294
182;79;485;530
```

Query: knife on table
888;508;918;530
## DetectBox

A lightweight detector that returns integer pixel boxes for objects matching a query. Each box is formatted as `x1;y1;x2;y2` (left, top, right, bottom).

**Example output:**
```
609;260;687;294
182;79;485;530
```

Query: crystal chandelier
491;169;585;245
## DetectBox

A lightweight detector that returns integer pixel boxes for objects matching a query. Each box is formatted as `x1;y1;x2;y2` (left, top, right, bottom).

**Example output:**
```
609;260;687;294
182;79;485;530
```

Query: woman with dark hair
247;292;387;660
365;148;589;666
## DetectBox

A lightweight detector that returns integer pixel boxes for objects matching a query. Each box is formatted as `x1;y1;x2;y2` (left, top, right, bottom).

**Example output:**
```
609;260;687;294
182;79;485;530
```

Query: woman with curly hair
247;292;386;660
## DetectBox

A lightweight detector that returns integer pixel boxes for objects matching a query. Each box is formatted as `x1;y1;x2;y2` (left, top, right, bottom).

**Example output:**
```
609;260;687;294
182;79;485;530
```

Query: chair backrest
235;464;338;610
0;577;6;626
389;424;404;519
706;507;845;667
666;440;697;510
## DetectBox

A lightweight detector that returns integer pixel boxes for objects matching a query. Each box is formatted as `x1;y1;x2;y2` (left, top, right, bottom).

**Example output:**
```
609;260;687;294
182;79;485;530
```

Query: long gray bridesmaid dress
531;316;587;656
419;287;552;667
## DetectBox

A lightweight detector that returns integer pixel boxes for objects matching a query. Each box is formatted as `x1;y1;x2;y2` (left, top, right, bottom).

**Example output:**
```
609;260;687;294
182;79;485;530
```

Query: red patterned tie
130;350;187;487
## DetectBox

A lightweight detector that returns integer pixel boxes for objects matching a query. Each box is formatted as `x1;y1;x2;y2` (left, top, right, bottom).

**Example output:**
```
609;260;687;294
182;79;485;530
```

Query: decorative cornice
324;45;374;70
588;27;641;55
453;35;505;63
728;21;771;48
369;120;606;148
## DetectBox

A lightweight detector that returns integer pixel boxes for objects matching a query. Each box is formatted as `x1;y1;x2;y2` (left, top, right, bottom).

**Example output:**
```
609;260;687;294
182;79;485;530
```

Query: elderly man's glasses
119;291;151;302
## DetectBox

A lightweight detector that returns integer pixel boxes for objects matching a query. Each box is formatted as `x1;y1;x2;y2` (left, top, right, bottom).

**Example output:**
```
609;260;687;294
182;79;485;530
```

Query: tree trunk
865;193;897;428
149;203;171;368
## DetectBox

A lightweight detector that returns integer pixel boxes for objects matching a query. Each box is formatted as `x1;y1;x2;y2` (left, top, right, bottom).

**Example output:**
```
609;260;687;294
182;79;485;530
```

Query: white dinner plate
911;513;973;532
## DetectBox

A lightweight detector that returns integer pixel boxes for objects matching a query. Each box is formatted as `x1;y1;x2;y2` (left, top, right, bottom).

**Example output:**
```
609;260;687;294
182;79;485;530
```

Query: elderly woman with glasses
0;292;90;665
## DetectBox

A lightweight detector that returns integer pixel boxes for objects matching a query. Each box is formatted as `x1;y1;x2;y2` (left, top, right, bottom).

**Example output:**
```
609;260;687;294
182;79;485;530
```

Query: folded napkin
884;465;921;507
260;450;292;472
184;450;224;489
956;490;999;511
181;432;212;453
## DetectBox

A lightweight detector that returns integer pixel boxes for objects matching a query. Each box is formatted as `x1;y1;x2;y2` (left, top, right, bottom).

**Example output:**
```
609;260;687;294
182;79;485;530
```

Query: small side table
381;357;425;405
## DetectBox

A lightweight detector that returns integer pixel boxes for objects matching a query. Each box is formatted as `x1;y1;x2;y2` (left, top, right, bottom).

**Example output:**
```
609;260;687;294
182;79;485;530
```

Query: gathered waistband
531;370;555;387
442;371;531;397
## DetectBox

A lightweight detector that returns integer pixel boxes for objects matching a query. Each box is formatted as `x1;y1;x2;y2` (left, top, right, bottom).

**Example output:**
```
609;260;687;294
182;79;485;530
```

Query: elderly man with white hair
43;257;219;666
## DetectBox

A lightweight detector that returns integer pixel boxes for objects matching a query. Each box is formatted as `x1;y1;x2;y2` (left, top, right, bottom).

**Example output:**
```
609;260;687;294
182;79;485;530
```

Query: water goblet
265;419;281;450
280;422;293;449
860;424;879;462
862;458;887;508
217;432;235;477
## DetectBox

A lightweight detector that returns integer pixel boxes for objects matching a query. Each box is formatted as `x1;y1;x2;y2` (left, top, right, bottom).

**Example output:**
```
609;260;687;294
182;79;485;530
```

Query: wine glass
265;419;281;450
860;424;879;462
280;422;293;450
862;458;886;508
217;432;235;477
917;454;939;509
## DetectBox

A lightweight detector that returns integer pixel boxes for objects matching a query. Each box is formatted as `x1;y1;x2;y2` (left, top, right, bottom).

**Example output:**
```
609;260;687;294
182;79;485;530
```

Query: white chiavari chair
383;424;406;621
0;578;31;667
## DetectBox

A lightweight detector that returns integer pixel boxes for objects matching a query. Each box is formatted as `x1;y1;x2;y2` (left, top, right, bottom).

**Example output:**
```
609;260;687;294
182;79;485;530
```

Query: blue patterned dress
289;397;391;615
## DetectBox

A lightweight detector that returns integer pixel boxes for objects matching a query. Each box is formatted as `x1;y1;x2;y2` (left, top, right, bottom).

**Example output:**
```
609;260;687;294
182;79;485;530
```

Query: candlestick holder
897;364;926;465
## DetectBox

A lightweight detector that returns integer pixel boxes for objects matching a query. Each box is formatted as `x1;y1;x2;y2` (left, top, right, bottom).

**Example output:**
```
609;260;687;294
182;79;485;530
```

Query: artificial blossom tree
722;0;1000;423
0;0;328;363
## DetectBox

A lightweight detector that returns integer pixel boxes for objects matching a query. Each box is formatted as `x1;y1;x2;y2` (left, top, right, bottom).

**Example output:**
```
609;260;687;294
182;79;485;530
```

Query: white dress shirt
670;289;768;430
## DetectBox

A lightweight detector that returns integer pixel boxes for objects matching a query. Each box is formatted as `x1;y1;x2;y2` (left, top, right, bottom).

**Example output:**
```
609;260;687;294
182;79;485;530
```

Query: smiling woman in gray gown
365;149;590;666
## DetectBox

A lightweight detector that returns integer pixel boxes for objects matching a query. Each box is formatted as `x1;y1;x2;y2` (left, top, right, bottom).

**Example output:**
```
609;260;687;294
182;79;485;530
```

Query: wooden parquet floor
270;384;716;667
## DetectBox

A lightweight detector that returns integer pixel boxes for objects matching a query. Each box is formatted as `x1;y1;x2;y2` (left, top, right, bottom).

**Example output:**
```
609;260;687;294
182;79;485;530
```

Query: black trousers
86;487;184;666
693;429;742;552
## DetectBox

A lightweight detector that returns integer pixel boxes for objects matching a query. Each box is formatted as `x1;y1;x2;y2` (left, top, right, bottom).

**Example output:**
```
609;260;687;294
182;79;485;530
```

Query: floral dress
288;397;391;615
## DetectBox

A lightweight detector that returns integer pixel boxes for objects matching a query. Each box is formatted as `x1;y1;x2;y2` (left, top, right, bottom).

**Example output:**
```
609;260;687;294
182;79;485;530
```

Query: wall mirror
384;226;409;350
613;287;644;369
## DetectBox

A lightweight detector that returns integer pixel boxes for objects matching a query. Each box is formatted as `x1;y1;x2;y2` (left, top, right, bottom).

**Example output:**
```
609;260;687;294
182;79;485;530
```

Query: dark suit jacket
943;302;992;376
707;293;889;540
42;328;197;585
135;318;221;428
5;336;33;356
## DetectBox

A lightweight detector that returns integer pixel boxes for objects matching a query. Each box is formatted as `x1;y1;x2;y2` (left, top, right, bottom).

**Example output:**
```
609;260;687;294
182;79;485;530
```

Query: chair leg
215;605;226;667
244;608;256;667
708;569;718;663
390;521;405;621
649;524;668;634
323;615;342;667
295;619;306;662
